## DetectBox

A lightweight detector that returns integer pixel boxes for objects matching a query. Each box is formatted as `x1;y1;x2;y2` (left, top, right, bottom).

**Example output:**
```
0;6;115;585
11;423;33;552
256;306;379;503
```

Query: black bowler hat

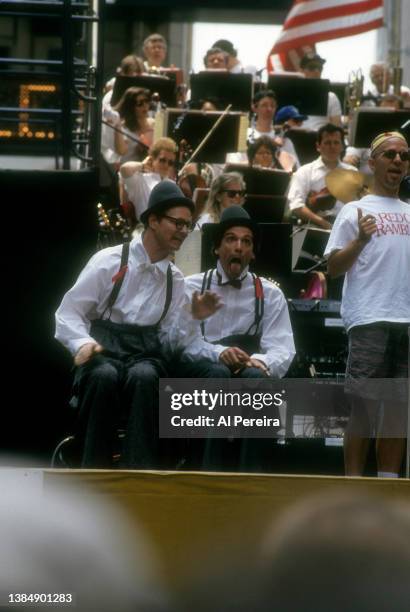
213;206;259;249
300;52;326;69
140;180;194;224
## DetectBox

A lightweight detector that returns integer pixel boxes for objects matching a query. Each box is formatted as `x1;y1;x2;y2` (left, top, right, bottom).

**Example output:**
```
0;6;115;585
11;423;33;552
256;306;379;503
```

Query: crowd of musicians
55;33;410;477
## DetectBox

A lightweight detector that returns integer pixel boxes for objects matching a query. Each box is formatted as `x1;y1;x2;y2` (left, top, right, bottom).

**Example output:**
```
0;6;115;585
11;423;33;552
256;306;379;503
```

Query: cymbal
325;169;373;203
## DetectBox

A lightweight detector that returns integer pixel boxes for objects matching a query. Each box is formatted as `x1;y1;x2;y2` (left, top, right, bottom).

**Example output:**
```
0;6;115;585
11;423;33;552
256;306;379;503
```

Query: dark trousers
76;355;164;469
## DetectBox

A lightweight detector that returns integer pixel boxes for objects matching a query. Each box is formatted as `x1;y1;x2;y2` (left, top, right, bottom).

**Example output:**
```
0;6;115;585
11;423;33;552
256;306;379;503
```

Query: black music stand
224;164;290;195
190;72;253;112
160;109;247;164
292;226;331;272
285;129;318;165
330;82;348;112
244;195;287;223
267;74;329;115
201;222;292;281
349;107;410;148
111;74;176;107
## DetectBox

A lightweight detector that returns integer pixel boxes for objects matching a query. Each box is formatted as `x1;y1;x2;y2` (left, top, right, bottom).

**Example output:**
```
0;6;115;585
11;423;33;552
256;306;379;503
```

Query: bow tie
220;278;242;290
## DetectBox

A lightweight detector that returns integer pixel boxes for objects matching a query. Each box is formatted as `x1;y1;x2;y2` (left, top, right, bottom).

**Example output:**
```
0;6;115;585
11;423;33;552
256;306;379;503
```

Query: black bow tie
221;278;242;289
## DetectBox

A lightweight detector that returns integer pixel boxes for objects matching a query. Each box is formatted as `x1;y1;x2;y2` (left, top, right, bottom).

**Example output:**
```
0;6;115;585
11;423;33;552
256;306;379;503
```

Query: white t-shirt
122;171;161;220
324;195;410;331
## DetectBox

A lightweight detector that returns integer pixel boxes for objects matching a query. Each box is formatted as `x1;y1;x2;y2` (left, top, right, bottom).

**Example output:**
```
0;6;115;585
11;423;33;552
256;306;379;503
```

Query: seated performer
142;33;167;71
183;206;295;379
120;136;178;224
55;181;219;469
325;131;410;478
299;52;342;130
196;172;246;228
288;123;355;229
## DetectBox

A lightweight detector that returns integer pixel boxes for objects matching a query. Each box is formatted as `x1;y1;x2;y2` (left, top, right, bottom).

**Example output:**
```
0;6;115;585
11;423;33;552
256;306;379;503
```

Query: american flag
268;0;384;72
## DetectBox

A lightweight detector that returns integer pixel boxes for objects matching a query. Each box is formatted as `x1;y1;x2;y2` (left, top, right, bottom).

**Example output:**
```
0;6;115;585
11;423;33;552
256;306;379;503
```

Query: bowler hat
140;180;194;224
213;206;258;249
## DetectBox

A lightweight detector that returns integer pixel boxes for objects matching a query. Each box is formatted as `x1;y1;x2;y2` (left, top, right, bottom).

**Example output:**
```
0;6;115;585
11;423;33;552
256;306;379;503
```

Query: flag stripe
272;8;383;52
286;0;381;21
271;18;384;54
285;0;383;29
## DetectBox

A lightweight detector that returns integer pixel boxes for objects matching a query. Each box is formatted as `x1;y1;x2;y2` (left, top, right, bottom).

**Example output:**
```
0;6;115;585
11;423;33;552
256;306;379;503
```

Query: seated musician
247;135;294;172
181;205;295;379
203;47;229;70
195;172;246;228
142;33;167;71
288;123;356;229
120;136;178;224
298;53;342;130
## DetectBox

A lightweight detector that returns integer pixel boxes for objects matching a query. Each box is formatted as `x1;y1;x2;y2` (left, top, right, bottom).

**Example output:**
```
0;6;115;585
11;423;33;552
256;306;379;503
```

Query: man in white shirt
299;52;342;131
288;123;355;229
325;131;410;478
182;206;295;379
55;181;219;469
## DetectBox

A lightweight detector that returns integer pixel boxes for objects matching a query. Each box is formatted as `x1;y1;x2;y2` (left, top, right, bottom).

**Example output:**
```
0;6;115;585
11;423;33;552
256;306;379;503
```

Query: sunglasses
222;189;246;198
379;149;410;161
163;215;194;232
157;157;176;166
135;99;150;107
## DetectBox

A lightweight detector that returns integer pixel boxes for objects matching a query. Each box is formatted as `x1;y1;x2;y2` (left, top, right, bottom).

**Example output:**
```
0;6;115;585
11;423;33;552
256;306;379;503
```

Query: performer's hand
357;208;377;243
245;358;270;376
219;347;250;372
141;155;153;173
74;342;104;366
191;290;223;320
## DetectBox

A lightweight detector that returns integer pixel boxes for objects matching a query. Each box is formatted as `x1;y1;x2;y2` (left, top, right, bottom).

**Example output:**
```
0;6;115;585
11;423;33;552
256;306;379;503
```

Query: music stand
285;129;318;165
155;109;248;164
244;195;287;223
201;222;292;280
330;82;348;113
224;164;291;196
292;226;331;272
349;107;410;148
267;74;329;115
111;74;176;107
190;72;253;112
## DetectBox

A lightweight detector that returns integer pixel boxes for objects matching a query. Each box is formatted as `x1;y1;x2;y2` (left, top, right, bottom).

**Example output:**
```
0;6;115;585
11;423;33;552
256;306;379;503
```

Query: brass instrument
344;69;364;116
325;169;373;204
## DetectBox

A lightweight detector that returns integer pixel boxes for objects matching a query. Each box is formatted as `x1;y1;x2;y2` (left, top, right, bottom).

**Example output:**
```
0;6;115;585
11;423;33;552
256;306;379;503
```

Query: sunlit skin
252;145;274;168
215;226;269;375
316;130;344;168
144;41;166;67
217;180;245;210
151;149;176;179
206;52;227;69
368;137;409;197
253;96;277;126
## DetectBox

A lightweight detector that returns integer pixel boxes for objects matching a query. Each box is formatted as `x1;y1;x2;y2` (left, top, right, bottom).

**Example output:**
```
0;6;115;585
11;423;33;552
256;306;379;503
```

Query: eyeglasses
221;189;246;198
135;99;150;107
158;157;176;166
163;215;194;232
379;149;410;162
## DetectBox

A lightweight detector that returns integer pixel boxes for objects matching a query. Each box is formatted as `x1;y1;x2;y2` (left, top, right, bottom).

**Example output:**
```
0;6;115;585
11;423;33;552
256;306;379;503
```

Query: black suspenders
200;269;264;338
102;242;173;324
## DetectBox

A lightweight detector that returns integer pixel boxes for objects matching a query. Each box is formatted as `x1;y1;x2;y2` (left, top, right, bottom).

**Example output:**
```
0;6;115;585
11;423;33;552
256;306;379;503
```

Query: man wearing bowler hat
181;206;295;379
55;180;219;469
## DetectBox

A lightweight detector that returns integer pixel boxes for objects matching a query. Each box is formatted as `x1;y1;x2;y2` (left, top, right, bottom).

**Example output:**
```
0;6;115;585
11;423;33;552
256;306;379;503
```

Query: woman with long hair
196;172;246;228
112;86;155;162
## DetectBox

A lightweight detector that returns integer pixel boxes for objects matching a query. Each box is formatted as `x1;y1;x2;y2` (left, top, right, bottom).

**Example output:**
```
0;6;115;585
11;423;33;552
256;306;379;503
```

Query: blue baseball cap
275;105;307;124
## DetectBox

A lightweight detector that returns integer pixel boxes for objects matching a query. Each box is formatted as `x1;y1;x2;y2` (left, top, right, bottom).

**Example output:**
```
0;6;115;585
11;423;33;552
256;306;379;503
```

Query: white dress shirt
55;234;205;360
122;171;161;220
288;156;356;219
184;261;295;377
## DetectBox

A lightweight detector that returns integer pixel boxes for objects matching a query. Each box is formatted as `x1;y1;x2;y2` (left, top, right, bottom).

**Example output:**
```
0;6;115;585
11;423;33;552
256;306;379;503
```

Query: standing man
55;181;219;469
288;123;355;229
325;131;410;477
